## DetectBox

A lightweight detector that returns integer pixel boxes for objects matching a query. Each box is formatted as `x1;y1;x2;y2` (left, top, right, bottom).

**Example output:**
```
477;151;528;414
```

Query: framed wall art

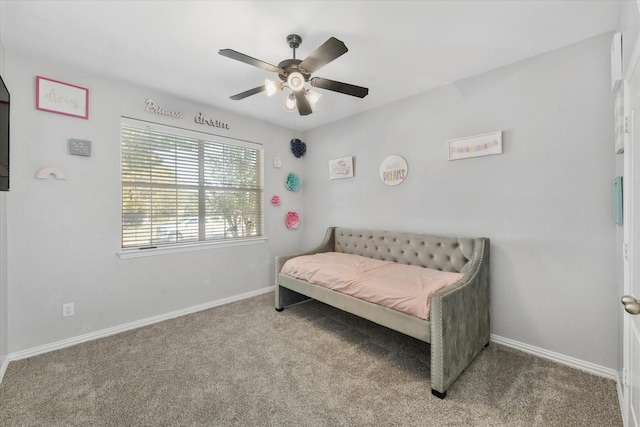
614;85;626;154
329;156;354;180
36;76;89;119
613;176;623;226
69;138;91;156
379;155;408;186
448;131;502;161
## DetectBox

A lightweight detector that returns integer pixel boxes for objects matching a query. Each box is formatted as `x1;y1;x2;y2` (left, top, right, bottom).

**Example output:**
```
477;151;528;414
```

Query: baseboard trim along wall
0;354;9;383
5;286;275;367
0;290;618;387
490;334;617;380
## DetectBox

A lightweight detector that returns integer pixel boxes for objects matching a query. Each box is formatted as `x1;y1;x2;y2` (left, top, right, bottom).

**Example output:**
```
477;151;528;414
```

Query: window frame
118;117;265;258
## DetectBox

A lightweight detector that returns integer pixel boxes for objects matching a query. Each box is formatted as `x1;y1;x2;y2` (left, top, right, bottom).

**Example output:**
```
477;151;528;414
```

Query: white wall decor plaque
379;155;408;186
329;156;354;179
611;32;622;92
615;86;626;154
448;131;502;160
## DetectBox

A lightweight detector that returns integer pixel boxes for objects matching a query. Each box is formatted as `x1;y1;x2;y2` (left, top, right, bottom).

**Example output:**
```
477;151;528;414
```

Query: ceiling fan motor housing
278;59;309;91
279;35;310;90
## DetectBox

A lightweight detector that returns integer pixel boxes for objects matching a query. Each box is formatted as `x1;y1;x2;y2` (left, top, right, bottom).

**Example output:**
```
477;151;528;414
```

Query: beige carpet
0;292;622;426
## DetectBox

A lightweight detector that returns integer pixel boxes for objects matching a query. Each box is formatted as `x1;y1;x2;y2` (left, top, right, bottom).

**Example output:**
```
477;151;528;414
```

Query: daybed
275;226;490;398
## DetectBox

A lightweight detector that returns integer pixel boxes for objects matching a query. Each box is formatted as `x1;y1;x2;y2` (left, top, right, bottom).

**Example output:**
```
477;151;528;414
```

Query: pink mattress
280;252;463;320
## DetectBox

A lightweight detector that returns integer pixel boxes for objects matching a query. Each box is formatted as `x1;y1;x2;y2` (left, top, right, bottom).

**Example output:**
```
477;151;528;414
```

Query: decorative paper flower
290;138;306;158
285;172;301;191
271;195;281;206
285;211;300;229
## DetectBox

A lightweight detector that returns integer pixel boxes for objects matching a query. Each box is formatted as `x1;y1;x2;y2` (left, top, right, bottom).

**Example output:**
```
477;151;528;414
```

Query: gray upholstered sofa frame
275;226;490;398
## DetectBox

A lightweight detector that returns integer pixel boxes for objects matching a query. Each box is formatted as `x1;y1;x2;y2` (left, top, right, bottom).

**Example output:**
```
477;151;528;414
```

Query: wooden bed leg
431;389;446;399
275;307;284;312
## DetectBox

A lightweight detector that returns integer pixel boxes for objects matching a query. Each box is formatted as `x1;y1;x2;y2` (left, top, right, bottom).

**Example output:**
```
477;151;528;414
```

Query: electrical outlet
63;303;74;318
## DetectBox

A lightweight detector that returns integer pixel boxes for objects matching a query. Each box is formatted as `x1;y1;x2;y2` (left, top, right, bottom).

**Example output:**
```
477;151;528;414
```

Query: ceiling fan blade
299;37;348;73
294;91;312;116
230;85;266;100
310;77;369;98
219;49;281;73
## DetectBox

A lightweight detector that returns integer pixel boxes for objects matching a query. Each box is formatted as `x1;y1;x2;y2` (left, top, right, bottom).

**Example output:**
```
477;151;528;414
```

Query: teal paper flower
286;173;301;191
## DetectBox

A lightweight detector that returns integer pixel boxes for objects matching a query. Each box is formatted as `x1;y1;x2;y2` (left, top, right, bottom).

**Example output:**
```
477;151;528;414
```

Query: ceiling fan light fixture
220;34;369;116
306;89;322;107
284;93;296;112
265;79;282;96
287;71;305;92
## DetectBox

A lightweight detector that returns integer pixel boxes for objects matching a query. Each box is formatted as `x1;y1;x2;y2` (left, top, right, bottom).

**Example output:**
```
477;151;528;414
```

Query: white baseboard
0;296;619;389
490;334;617;380
0;354;9;381
4;286;274;367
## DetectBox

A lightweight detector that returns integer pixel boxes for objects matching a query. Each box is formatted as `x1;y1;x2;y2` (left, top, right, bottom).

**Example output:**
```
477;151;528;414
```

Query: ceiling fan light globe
287;72;305;92
284;93;296;112
265;79;282;96
306;90;322;107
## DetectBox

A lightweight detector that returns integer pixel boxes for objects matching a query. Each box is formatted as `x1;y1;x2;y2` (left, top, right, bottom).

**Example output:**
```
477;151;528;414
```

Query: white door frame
623;30;640;427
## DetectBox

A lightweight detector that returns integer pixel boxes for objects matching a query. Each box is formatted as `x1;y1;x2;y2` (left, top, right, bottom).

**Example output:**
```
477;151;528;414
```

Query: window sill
117;236;268;259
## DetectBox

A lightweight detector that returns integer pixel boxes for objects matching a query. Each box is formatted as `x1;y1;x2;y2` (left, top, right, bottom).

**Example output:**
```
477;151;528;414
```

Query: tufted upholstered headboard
333;227;476;273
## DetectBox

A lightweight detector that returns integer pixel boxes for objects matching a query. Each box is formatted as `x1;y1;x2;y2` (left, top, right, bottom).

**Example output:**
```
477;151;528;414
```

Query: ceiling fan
218;34;369;116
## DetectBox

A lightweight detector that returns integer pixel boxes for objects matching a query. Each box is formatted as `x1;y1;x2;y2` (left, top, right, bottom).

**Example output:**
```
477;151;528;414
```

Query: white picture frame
329;156;354;180
615;85;625;154
611;32;622;92
448;131;502;161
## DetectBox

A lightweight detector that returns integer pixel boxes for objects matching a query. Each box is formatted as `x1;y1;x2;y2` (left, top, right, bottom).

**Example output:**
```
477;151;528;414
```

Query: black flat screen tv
0;75;9;191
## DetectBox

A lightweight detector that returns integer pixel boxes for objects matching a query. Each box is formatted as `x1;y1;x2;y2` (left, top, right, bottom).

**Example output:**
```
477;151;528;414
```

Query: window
121;119;263;249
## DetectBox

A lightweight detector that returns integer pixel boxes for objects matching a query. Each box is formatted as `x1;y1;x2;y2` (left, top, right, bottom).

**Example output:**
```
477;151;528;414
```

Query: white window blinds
121;121;263;249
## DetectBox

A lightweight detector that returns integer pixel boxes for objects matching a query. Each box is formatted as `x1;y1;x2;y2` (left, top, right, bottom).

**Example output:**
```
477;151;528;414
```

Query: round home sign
379;155;408;186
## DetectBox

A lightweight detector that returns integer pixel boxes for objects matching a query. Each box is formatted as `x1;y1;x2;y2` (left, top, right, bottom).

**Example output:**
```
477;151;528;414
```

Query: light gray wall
3;51;305;353
302;33;618;368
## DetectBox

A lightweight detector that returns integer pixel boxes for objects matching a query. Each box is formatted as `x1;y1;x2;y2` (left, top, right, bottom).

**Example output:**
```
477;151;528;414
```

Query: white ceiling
0;0;624;131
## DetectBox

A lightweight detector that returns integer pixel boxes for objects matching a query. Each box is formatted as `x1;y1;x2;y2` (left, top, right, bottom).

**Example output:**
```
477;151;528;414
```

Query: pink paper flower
271;195;281;206
285;211;300;230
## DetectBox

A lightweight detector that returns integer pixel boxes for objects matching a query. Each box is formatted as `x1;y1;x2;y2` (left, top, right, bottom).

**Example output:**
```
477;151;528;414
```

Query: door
624;54;640;427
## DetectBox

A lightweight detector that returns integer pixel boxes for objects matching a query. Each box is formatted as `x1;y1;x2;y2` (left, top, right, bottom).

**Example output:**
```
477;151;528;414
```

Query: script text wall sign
36;76;89;119
329;156;354;180
145;99;184;119
379;155;408;186
195;112;230;130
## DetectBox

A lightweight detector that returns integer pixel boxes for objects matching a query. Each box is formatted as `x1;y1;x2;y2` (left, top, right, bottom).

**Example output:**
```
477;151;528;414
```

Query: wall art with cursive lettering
145;99;184;119
194;112;230;130
36;76;89;119
379;155;408;186
329;156;354;180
